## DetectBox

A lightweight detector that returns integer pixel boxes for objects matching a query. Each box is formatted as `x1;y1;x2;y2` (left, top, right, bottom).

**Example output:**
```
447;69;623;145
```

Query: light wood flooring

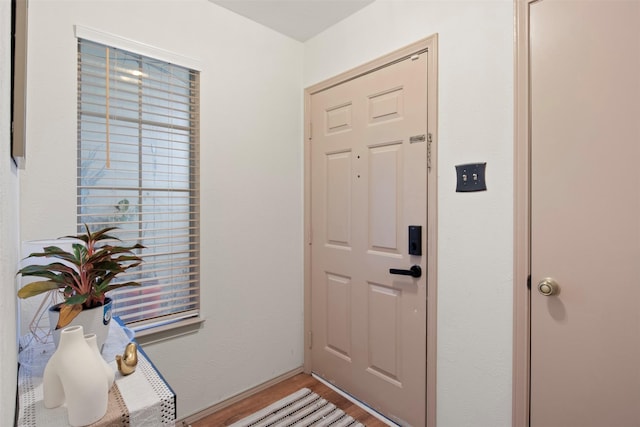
190;373;389;426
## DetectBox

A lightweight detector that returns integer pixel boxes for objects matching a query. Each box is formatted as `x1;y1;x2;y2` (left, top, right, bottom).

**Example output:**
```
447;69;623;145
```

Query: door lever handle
389;265;422;278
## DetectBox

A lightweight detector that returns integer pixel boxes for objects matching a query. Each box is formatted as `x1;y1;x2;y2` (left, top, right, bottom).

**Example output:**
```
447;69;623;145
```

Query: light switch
455;163;487;192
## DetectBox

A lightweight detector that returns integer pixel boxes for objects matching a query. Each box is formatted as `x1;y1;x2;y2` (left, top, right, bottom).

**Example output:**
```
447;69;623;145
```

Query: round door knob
537;278;558;296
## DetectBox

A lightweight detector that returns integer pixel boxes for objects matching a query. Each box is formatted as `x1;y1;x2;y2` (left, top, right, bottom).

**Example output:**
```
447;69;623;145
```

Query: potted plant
17;225;144;348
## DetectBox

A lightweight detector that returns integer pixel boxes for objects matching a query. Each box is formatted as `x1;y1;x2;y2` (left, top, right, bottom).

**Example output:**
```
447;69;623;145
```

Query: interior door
310;53;428;427
530;1;640;426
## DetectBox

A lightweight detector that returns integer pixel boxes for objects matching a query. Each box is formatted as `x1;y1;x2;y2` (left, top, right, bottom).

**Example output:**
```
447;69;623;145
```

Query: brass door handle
537;278;559;296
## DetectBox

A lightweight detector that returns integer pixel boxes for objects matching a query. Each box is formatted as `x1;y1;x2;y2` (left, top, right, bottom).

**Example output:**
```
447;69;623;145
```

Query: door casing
303;34;439;427
513;1;533;425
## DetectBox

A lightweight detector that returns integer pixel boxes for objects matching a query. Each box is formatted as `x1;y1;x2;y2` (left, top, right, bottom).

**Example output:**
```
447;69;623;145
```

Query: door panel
369;143;402;250
311;53;428;426
326;273;351;360
530;1;640;426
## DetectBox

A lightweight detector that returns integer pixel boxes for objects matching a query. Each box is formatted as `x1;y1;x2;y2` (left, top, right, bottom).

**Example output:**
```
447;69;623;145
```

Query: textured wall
305;1;514;426
0;0;20;424
17;0;516;424
20;0;304;418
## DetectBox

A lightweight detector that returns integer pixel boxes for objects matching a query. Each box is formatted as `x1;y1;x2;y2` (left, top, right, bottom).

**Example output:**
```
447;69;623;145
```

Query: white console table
17;319;176;426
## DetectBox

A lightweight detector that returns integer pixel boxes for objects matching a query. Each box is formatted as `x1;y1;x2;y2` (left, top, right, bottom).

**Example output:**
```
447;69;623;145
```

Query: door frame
303;34;438;427
513;0;536;425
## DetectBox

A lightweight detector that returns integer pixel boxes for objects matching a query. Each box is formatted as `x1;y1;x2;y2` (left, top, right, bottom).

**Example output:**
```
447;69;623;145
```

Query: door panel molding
514;1;534;426
304;34;438;427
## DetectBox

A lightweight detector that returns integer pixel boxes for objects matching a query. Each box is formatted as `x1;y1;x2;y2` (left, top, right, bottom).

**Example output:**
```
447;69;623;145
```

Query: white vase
48;298;112;352
85;333;115;390
43;325;109;426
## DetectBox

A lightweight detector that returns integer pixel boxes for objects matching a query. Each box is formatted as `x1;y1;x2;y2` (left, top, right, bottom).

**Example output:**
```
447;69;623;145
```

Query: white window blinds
77;38;200;330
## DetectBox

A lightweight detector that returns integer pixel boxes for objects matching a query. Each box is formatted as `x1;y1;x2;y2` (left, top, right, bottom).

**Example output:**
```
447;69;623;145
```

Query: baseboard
176;366;304;426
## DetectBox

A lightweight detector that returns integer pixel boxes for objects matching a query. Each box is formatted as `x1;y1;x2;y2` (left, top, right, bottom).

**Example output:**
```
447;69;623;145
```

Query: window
77;38;200;332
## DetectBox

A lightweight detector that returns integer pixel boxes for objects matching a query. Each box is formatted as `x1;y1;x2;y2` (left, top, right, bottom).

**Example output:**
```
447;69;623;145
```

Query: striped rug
229;388;365;427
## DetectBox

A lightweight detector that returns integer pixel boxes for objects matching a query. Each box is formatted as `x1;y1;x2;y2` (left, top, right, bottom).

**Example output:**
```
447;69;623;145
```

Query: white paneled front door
310;51;429;427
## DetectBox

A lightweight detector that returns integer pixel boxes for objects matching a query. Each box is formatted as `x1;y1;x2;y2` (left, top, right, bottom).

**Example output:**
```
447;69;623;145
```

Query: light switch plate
455;163;487;192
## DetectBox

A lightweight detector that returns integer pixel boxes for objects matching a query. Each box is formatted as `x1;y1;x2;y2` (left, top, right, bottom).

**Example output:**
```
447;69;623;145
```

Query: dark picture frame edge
11;0;27;167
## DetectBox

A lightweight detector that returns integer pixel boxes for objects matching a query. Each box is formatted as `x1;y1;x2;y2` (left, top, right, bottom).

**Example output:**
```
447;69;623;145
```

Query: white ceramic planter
48;298;112;352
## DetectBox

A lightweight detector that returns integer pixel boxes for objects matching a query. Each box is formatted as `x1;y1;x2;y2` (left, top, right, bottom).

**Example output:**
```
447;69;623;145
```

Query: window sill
134;316;205;346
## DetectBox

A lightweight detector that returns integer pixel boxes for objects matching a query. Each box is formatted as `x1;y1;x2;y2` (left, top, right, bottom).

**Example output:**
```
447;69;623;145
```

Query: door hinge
427;132;433;172
527;274;531;290
309;123;313;140
308;331;313;349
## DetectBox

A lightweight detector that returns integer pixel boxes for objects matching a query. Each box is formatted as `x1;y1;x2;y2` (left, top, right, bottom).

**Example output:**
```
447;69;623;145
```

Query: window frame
75;26;202;335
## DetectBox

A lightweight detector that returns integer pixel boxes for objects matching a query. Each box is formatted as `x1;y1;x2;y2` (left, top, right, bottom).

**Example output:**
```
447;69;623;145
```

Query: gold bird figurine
116;342;138;376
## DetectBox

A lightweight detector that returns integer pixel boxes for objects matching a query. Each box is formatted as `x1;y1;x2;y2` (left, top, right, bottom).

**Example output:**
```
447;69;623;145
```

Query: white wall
0;0;20;424
19;0;514;424
21;0;304;418
305;1;514;426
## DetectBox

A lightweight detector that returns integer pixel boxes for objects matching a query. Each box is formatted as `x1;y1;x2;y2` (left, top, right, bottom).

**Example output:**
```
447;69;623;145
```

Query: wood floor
190;373;389;426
